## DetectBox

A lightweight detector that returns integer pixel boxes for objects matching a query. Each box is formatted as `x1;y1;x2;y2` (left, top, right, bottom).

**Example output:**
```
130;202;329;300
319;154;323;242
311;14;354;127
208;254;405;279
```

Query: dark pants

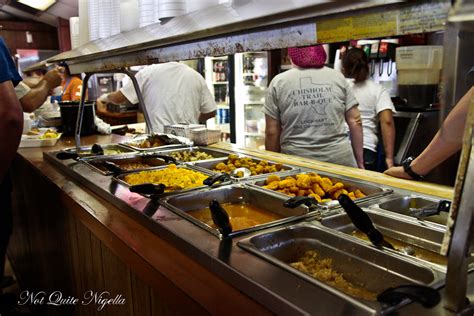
363;149;378;171
0;172;13;282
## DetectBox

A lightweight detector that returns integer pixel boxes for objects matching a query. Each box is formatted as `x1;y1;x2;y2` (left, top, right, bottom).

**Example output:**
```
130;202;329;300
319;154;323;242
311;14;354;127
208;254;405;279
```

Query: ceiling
0;0;78;26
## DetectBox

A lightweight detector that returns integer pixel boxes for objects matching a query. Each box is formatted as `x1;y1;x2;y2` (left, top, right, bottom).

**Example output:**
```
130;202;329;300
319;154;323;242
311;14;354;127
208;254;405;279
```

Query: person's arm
345;106;364;169
0;80;23;181
198;111;216;123
20;69;62;112
265;114;281;152
379;109;395;168
384;87;473;179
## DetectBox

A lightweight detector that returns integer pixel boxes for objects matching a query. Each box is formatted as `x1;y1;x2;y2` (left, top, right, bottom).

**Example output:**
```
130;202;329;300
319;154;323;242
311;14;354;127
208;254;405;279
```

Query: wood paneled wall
0;20;58;52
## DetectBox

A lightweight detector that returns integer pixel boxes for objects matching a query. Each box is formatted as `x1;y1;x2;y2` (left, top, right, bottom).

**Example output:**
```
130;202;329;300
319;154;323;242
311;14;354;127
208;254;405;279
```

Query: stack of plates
139;0;157;27
186;0;218;13
158;0;186;21
87;1;100;41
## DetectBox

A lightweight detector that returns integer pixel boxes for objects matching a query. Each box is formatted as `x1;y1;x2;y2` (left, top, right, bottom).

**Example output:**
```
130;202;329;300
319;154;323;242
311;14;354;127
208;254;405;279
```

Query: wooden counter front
8;136;453;315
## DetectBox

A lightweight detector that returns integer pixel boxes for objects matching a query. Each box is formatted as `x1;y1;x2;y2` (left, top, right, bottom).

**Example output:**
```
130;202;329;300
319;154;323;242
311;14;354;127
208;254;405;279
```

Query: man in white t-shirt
97;62;216;132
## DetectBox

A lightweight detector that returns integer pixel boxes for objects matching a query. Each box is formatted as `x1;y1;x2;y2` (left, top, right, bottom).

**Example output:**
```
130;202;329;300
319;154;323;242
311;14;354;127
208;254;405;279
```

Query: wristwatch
402;156;424;180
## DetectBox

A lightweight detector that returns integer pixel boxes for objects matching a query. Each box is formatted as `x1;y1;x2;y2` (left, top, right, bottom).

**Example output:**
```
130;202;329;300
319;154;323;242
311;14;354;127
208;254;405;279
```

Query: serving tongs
56;144;104;160
128;172;231;197
409;200;451;219
284;196;318;210
101;154;177;176
338;194;396;250
209;199;233;239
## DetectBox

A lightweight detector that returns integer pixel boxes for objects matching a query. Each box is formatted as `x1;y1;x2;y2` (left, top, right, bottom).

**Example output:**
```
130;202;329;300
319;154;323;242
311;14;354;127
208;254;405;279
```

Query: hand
43;69;62;88
357;162;365;169
385;158;394;169
96;98;107;114
383;166;413;180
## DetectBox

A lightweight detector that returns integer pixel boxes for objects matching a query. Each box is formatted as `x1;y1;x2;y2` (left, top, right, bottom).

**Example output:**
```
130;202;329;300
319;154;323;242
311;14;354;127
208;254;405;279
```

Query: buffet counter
8;133;455;316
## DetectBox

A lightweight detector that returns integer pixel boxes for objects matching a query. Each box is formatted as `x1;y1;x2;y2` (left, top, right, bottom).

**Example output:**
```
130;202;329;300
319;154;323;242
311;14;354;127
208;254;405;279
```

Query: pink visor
288;45;327;68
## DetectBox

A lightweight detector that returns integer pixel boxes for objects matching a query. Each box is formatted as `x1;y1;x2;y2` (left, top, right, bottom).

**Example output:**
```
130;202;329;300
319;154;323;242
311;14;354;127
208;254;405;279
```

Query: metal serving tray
114;164;217;198
154;146;231;162
238;223;444;313
160;184;313;239
320;211;447;267
186;155;298;182
250;170;392;208
120;134;188;151
80;153;173;176
63;143;136;157
371;195;449;226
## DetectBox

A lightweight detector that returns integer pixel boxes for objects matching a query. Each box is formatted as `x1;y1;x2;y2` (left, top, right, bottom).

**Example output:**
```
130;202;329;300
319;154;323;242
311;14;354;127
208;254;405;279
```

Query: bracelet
402;156;424;181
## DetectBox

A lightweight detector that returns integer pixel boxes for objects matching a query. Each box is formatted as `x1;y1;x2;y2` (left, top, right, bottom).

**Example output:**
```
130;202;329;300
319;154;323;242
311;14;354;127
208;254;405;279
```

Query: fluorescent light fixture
17;0;56;11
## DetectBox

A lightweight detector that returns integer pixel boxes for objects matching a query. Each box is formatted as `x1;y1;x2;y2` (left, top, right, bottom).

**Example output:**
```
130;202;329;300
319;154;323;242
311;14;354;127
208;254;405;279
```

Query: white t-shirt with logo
264;67;359;167
121;62;216;133
347;79;396;153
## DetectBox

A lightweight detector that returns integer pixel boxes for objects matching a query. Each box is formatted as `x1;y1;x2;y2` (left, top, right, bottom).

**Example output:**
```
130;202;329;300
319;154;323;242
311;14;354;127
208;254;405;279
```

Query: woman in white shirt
342;47;396;171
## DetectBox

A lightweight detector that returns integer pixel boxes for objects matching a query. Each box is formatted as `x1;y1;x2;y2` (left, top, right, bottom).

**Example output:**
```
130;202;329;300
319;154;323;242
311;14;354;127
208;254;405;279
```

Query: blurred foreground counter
8;131;455;315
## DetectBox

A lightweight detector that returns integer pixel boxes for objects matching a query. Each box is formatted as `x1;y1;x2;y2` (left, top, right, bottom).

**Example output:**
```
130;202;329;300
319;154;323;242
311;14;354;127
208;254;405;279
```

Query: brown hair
342;47;369;83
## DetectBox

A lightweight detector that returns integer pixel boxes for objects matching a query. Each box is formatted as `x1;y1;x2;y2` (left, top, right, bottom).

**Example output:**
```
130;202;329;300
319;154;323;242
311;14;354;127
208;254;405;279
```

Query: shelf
212;81;228;84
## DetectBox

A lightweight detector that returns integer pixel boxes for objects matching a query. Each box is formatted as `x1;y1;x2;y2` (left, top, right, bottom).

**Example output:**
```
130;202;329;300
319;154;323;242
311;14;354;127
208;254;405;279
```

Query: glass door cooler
204;56;231;142
234;52;268;149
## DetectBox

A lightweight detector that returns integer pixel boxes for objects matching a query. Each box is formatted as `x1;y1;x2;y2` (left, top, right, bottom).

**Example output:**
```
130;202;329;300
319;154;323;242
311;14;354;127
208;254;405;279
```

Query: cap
288;45;327;69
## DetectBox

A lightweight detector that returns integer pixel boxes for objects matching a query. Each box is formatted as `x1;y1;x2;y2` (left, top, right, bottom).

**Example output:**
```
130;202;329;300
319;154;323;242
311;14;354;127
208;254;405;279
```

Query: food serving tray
153;146;231;162
120;134;191;151
238;222;445;313
160;184;314;239
186;154;298;182
56;144;137;160
80;153;176;176
249;170;392;208
113;164;220;198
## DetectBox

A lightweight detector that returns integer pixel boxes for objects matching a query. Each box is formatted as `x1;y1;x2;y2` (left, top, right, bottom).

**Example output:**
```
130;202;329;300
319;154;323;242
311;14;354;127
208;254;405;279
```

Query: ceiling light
17;0;56;11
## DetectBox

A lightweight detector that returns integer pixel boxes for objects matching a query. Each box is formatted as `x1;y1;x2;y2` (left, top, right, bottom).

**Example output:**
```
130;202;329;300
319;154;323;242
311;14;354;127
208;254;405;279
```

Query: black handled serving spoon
209;199;232;239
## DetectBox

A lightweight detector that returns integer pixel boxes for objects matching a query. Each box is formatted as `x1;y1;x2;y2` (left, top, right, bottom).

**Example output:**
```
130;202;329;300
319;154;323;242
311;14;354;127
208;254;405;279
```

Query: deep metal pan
80;153;177;176
238;223;445;313
160;184;313;239
56;143;136;160
152;146;232;163
249;170;392;208
186;154;299;182
114;164;227;198
120;134;190;151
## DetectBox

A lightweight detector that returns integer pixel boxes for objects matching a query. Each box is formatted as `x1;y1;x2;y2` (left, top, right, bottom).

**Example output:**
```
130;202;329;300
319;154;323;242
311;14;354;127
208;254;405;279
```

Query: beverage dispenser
396;45;443;109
